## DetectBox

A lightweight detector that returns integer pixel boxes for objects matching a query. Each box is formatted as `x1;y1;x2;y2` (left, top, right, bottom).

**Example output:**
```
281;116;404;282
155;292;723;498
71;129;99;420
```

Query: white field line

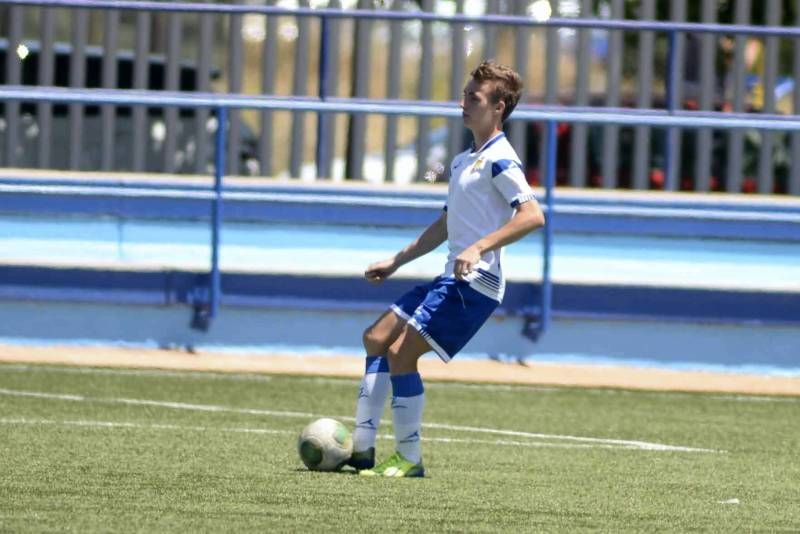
0;388;722;453
0;417;291;436
375;433;615;450
114;397;316;419
3;363;797;401
0;364;555;392
421;422;719;453
0;417;649;450
0;417;618;449
0;389;86;401
0;363;275;382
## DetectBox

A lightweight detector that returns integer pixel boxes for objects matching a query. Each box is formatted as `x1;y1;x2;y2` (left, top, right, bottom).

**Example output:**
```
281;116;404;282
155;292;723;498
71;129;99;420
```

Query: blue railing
5;86;800;129
2;0;800;339
5;0;800;188
0;86;563;337
3;86;799;337
6;0;800;38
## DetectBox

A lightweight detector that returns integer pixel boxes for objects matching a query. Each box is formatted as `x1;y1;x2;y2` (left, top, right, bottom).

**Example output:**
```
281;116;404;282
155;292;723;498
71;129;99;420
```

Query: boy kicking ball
349;61;545;477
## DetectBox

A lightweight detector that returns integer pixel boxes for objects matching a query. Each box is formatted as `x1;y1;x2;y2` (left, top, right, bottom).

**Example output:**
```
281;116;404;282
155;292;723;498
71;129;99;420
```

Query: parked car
522;93;794;194
0;39;259;175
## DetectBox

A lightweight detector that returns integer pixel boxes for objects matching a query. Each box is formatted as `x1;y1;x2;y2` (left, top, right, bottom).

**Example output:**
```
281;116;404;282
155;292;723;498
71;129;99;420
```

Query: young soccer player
349;61;545;477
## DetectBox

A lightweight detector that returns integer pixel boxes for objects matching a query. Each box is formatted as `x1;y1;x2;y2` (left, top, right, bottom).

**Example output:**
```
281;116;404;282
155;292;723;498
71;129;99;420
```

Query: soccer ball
297;418;353;471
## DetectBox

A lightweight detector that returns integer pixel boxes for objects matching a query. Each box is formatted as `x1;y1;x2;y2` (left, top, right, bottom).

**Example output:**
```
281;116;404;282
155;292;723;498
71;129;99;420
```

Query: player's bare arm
454;201;544;279
365;211;448;284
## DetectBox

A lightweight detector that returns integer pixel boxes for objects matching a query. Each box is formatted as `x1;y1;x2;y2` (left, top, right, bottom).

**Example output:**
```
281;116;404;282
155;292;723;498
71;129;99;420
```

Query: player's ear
495;99;506;117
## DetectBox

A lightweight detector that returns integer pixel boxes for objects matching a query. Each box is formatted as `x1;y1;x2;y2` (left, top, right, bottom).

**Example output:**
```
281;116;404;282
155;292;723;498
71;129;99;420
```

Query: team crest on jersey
471;157;487;173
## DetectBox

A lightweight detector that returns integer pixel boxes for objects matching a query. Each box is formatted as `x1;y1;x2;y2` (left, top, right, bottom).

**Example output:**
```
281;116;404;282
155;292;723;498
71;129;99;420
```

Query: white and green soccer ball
297;418;353;471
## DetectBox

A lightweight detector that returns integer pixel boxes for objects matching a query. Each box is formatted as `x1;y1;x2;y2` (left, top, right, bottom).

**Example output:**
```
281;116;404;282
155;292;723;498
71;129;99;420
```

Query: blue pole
210;106;226;319
540;120;556;336
665;30;679;191
316;15;329;179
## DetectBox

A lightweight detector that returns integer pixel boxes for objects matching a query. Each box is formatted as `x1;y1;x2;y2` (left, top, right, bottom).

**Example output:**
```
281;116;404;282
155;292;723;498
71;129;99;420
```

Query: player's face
460;79;503;131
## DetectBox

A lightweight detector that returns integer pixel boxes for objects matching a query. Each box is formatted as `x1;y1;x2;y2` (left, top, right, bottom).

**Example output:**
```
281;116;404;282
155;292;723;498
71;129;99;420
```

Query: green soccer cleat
346;447;375;470
358;451;425;478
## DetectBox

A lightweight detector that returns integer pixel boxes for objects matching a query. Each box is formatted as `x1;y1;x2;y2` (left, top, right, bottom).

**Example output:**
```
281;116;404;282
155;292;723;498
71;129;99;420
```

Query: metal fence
1;0;800;195
4;84;800;330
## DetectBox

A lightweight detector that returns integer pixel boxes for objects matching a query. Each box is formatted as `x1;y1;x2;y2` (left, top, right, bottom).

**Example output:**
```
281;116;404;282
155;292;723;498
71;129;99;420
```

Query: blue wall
1;176;799;372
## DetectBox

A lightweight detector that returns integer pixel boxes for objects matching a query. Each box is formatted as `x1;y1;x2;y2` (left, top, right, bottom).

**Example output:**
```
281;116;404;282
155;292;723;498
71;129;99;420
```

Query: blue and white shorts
390;276;499;362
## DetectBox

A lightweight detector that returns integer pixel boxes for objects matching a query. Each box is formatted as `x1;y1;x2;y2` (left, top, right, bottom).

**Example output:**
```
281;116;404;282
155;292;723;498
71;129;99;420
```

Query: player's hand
365;258;398;284
454;246;481;280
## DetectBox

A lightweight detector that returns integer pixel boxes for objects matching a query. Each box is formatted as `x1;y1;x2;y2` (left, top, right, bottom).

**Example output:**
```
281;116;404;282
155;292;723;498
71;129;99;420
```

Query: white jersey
443;132;537;302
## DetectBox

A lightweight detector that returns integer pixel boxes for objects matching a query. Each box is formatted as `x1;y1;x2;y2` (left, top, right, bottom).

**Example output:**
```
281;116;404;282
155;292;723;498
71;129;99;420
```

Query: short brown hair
470;60;523;122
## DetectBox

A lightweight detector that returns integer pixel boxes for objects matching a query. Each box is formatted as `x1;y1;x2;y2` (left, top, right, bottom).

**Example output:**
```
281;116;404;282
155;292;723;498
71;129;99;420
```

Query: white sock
352;355;390;452
390;372;425;464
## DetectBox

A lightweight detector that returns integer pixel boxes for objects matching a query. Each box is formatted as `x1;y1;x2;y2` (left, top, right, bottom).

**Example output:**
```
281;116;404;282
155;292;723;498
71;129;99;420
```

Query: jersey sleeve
490;159;537;208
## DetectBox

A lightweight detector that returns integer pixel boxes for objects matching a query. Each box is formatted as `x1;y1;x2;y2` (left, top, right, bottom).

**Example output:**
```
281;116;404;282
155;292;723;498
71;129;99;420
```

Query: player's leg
386;325;430;463
361;277;499;477
361;326;429;478
350;279;435;471
349;310;406;469
362;309;405;355
384;322;431;375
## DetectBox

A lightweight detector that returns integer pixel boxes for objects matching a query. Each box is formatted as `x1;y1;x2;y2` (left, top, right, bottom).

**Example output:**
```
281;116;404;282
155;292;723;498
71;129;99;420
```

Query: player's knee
385;341;414;373
362;326;387;354
385;343;402;368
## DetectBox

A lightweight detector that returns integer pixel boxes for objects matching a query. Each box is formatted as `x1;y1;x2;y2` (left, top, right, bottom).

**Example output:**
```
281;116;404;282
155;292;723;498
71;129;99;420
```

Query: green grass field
1;362;799;532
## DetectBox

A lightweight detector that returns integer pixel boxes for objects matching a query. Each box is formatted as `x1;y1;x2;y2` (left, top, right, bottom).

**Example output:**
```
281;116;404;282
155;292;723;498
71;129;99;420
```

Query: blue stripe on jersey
391;372;424;397
471;132;506;154
365;355;389;374
474;276;500;291
510;193;537;208
476;268;500;283
491;159;523;178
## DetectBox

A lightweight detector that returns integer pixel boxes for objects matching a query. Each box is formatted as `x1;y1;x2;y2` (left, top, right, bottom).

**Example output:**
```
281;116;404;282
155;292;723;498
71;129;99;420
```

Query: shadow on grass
292;468;359;476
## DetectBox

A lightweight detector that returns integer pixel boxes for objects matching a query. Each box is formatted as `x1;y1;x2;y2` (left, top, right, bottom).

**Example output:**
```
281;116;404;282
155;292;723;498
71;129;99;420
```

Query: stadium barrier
1;2;799;341
2;85;800;337
3;0;800;190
